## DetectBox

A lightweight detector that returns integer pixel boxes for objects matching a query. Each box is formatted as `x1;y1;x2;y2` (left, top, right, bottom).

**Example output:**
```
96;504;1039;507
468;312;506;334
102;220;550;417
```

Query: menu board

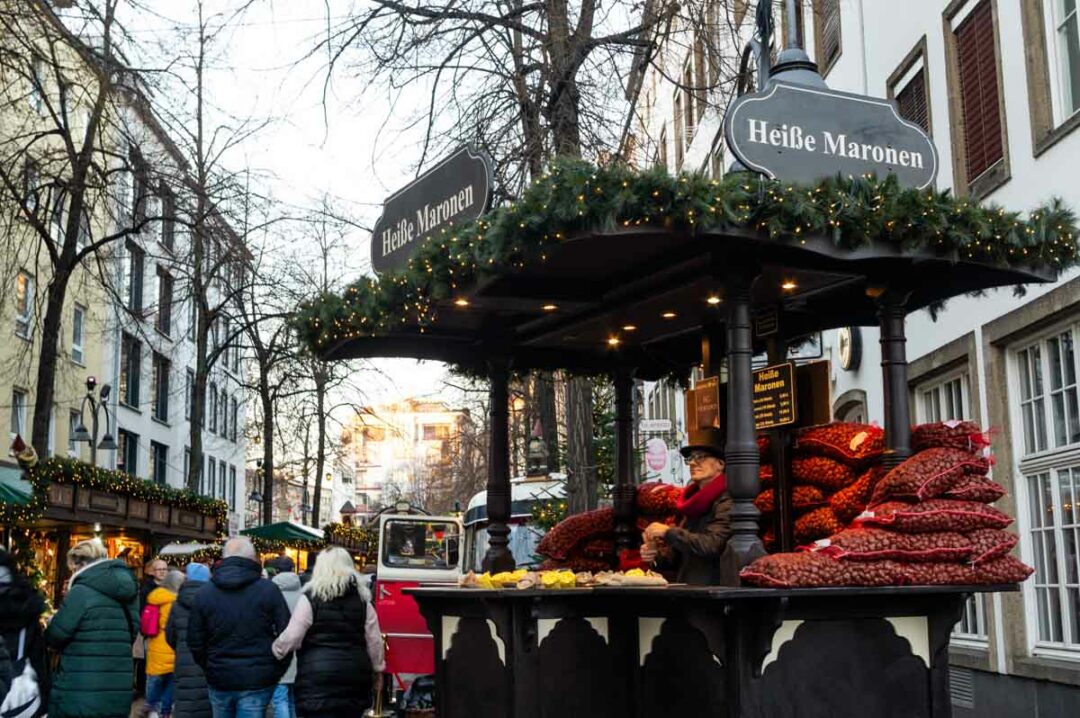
754;363;797;430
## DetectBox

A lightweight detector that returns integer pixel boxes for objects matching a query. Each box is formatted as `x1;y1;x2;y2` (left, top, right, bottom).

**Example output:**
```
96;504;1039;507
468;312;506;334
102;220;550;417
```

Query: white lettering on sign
746;119;926;170
380;185;476;258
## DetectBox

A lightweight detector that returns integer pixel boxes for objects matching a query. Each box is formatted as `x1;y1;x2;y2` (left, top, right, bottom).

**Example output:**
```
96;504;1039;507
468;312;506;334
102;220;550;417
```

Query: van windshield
382;520;460;570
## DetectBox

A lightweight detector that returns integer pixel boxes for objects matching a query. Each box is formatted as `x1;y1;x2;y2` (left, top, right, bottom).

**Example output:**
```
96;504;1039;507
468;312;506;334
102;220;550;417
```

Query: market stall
293;6;1077;715
0;457;226;605
240;520;325;571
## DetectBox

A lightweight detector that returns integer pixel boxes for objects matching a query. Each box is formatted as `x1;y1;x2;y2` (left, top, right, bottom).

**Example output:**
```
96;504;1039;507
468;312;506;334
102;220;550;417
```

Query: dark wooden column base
877;290;914;469
482;358;515;573
613;367;637;557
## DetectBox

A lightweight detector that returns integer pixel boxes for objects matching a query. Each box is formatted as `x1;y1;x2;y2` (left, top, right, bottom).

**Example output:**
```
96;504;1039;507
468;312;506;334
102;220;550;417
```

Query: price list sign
754;363;797;430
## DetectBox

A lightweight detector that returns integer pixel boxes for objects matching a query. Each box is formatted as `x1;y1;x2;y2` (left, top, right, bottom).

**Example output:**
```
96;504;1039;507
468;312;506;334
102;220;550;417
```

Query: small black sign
370;147;493;275
724;81;938;189
754;307;779;338
754;363;797;430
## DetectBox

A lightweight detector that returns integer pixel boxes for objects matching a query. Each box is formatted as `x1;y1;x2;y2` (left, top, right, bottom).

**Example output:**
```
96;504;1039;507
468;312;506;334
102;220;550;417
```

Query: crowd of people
0;536;385;718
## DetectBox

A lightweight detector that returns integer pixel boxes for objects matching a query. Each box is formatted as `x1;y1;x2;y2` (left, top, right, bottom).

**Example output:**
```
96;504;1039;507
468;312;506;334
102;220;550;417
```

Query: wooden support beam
482;358;515;573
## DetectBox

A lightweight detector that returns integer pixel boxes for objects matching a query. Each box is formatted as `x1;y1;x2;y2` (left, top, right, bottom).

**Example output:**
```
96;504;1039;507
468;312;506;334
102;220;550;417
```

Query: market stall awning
241;521;325;543
0;466;32;506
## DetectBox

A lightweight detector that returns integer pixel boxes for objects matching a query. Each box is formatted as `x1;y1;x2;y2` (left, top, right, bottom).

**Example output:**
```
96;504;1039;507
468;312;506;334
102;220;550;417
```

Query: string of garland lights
294;159;1079;354
0;457;229;535
323;522;376;553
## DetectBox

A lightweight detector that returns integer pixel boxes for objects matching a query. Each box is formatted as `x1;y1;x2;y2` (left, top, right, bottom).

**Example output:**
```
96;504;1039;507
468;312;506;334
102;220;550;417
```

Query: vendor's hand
640;543;658;564
644;522;670;541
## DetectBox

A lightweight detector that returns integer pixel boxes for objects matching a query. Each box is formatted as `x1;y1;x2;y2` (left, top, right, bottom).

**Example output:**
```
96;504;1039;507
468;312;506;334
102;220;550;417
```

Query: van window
382;520;460;569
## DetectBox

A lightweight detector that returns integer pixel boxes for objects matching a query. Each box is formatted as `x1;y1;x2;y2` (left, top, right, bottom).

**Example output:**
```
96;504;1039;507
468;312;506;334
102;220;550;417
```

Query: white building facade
636;1;1080;711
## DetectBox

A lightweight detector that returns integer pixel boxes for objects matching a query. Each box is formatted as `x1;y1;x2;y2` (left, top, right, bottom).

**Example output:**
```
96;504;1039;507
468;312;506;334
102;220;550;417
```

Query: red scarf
676;474;728;519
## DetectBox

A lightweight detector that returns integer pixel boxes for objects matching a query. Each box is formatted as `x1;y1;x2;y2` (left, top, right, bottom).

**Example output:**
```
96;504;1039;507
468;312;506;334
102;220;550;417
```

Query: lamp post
71;376;117;466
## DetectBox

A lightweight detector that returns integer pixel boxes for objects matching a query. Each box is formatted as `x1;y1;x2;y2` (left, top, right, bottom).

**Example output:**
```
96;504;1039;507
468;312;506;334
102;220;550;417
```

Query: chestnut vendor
640;427;739;586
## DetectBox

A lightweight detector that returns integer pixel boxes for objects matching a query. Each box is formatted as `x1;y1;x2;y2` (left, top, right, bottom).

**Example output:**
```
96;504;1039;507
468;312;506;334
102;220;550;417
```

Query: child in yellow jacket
145;570;184;717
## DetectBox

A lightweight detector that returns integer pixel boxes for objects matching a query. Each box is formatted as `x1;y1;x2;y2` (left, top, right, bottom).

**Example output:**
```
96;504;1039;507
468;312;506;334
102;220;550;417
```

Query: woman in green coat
45;538;138;718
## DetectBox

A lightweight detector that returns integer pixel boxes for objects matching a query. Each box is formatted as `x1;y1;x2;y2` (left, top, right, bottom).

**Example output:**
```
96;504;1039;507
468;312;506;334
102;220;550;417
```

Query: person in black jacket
0;550;46;717
186;538;290;718
164;563;212;718
272;547;385;718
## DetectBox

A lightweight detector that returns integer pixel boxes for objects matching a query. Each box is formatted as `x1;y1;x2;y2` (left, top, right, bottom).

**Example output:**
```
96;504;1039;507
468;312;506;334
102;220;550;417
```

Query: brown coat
662;491;739;586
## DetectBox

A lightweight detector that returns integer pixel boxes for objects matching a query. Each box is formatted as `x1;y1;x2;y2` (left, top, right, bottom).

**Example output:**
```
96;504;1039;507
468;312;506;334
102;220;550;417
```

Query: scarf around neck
676;473;728;519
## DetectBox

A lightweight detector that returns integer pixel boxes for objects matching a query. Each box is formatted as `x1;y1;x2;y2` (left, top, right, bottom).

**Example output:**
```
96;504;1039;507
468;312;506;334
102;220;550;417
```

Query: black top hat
680;426;726;459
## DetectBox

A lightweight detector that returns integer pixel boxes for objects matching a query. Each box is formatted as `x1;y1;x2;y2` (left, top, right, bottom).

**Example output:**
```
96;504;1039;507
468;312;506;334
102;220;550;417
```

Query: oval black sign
724;81;938;189
371;146;493;275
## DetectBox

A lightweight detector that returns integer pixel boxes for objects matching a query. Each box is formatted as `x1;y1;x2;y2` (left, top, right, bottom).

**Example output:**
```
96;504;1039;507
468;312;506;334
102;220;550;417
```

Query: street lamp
72;376;117;466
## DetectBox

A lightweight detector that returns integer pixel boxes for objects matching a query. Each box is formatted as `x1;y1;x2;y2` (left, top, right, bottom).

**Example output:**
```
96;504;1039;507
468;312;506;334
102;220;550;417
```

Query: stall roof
465;474;567;526
241;521;325;543
0;466;32;506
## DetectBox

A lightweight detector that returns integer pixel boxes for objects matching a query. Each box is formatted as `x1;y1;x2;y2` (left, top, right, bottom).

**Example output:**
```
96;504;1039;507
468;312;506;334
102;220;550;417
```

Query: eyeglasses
683;452;714;465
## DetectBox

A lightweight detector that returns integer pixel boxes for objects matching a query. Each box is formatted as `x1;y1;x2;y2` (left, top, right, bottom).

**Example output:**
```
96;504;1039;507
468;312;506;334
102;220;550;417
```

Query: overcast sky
126;0;454;406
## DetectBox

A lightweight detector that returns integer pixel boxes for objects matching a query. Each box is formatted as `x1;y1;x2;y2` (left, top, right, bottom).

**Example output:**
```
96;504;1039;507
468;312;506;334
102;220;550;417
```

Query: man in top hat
640;427;739;585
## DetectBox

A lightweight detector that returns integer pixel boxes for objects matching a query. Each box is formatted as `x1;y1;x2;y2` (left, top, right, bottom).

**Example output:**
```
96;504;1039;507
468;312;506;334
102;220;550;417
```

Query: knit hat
186;562;211;582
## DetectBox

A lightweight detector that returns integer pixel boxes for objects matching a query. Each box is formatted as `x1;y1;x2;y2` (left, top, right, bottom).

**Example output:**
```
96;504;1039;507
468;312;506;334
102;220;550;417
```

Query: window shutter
820;0;841;67
896;69;929;133
955;1;1003;182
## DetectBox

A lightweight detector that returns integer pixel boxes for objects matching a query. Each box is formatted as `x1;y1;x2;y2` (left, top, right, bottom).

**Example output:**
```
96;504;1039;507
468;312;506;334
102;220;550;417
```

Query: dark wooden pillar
878;290;913;469
54;529;71;605
766;335;795;552
725;273;766;565
482;359;515;572
613;367;636;555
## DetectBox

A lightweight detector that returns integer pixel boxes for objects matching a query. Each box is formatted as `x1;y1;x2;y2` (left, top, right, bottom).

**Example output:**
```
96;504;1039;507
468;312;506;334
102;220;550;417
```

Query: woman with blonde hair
272;547;384;717
46;538;138;717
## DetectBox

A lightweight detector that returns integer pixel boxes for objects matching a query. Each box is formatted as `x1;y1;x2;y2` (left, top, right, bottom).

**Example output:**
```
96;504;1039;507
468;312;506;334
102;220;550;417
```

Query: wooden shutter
955;1;1003;182
818;0;842;68
896;69;929;133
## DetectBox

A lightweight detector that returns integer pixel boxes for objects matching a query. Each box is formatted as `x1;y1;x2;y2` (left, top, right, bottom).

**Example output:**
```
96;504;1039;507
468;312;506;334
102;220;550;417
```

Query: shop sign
691;377;720;432
640;418;673;433
370;146;493;275
754;307;779;338
645;438;669;472
754;362;797;430
724;82;938;189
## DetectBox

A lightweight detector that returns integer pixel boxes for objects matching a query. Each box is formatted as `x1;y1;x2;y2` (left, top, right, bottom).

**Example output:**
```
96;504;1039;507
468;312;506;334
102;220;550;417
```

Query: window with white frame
9;389;26;440
15;270;33;339
1046;0;1080;121
1013;325;1080;654
917;370;988;642
71;304;85;364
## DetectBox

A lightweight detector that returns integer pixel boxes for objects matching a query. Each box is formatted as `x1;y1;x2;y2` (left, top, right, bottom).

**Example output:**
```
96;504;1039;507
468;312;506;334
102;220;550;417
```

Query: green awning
241;521;324;544
0;466;33;506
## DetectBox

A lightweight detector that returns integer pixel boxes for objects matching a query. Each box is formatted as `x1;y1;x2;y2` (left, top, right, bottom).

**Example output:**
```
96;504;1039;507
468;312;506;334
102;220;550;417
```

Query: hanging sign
724;81;938;189
639;418;673;433
690;377;720;432
754;362;797;430
370;146;493;275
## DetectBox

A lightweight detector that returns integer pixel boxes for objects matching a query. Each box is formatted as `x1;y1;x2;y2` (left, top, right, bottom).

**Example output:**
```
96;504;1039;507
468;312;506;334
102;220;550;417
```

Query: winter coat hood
177;579;206;610
211;556;262;591
0;579;46;632
147;586;178;606
272;571;301;593
73;559;138;602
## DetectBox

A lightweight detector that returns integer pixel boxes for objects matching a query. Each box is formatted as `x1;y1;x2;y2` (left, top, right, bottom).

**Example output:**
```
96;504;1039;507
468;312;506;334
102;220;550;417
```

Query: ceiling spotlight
706;295;722;305
781;280;797;291
453;298;470;307
662;312;677;319
607;336;621;346
622;324;637;332
542;304;558;312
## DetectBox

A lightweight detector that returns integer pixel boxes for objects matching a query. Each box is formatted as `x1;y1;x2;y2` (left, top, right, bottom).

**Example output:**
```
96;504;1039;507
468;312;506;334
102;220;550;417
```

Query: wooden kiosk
297;12;1076;716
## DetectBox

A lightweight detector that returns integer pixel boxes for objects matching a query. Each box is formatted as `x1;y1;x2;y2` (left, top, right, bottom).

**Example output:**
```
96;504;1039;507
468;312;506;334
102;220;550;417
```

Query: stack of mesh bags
536;482;680;571
758;422;887;549
742;421;1033;588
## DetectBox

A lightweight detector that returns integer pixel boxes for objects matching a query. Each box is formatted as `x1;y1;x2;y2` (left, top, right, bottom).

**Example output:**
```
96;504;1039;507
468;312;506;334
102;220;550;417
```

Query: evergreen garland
294;159;1079;355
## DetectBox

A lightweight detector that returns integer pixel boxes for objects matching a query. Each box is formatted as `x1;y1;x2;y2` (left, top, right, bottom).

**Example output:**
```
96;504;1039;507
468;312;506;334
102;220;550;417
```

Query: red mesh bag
900;556;1033;585
966;528;1018;565
796;422;885;464
636;482;681;515
912;421;992;453
870;448;991;504
537;507;614;560
577;537;617;559
792;455;857;491
741;553;910;587
857;499;1013;533
794;506;843;543
805;527;973;563
943;475;1007;503
754;485;827;513
758;435;771;458
759;465;775;486
829;466;885;522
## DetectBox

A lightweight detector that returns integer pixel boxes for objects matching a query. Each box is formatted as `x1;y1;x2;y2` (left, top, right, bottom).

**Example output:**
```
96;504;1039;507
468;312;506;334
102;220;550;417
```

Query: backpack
0;629;41;718
140;603;161;637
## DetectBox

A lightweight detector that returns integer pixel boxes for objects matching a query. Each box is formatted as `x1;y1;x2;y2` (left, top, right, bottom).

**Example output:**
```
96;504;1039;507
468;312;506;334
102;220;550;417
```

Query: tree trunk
259;362;275;525
30;267;73;457
188;312;209;491
536;371;559;470
311;367;327;525
564;376;596;513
